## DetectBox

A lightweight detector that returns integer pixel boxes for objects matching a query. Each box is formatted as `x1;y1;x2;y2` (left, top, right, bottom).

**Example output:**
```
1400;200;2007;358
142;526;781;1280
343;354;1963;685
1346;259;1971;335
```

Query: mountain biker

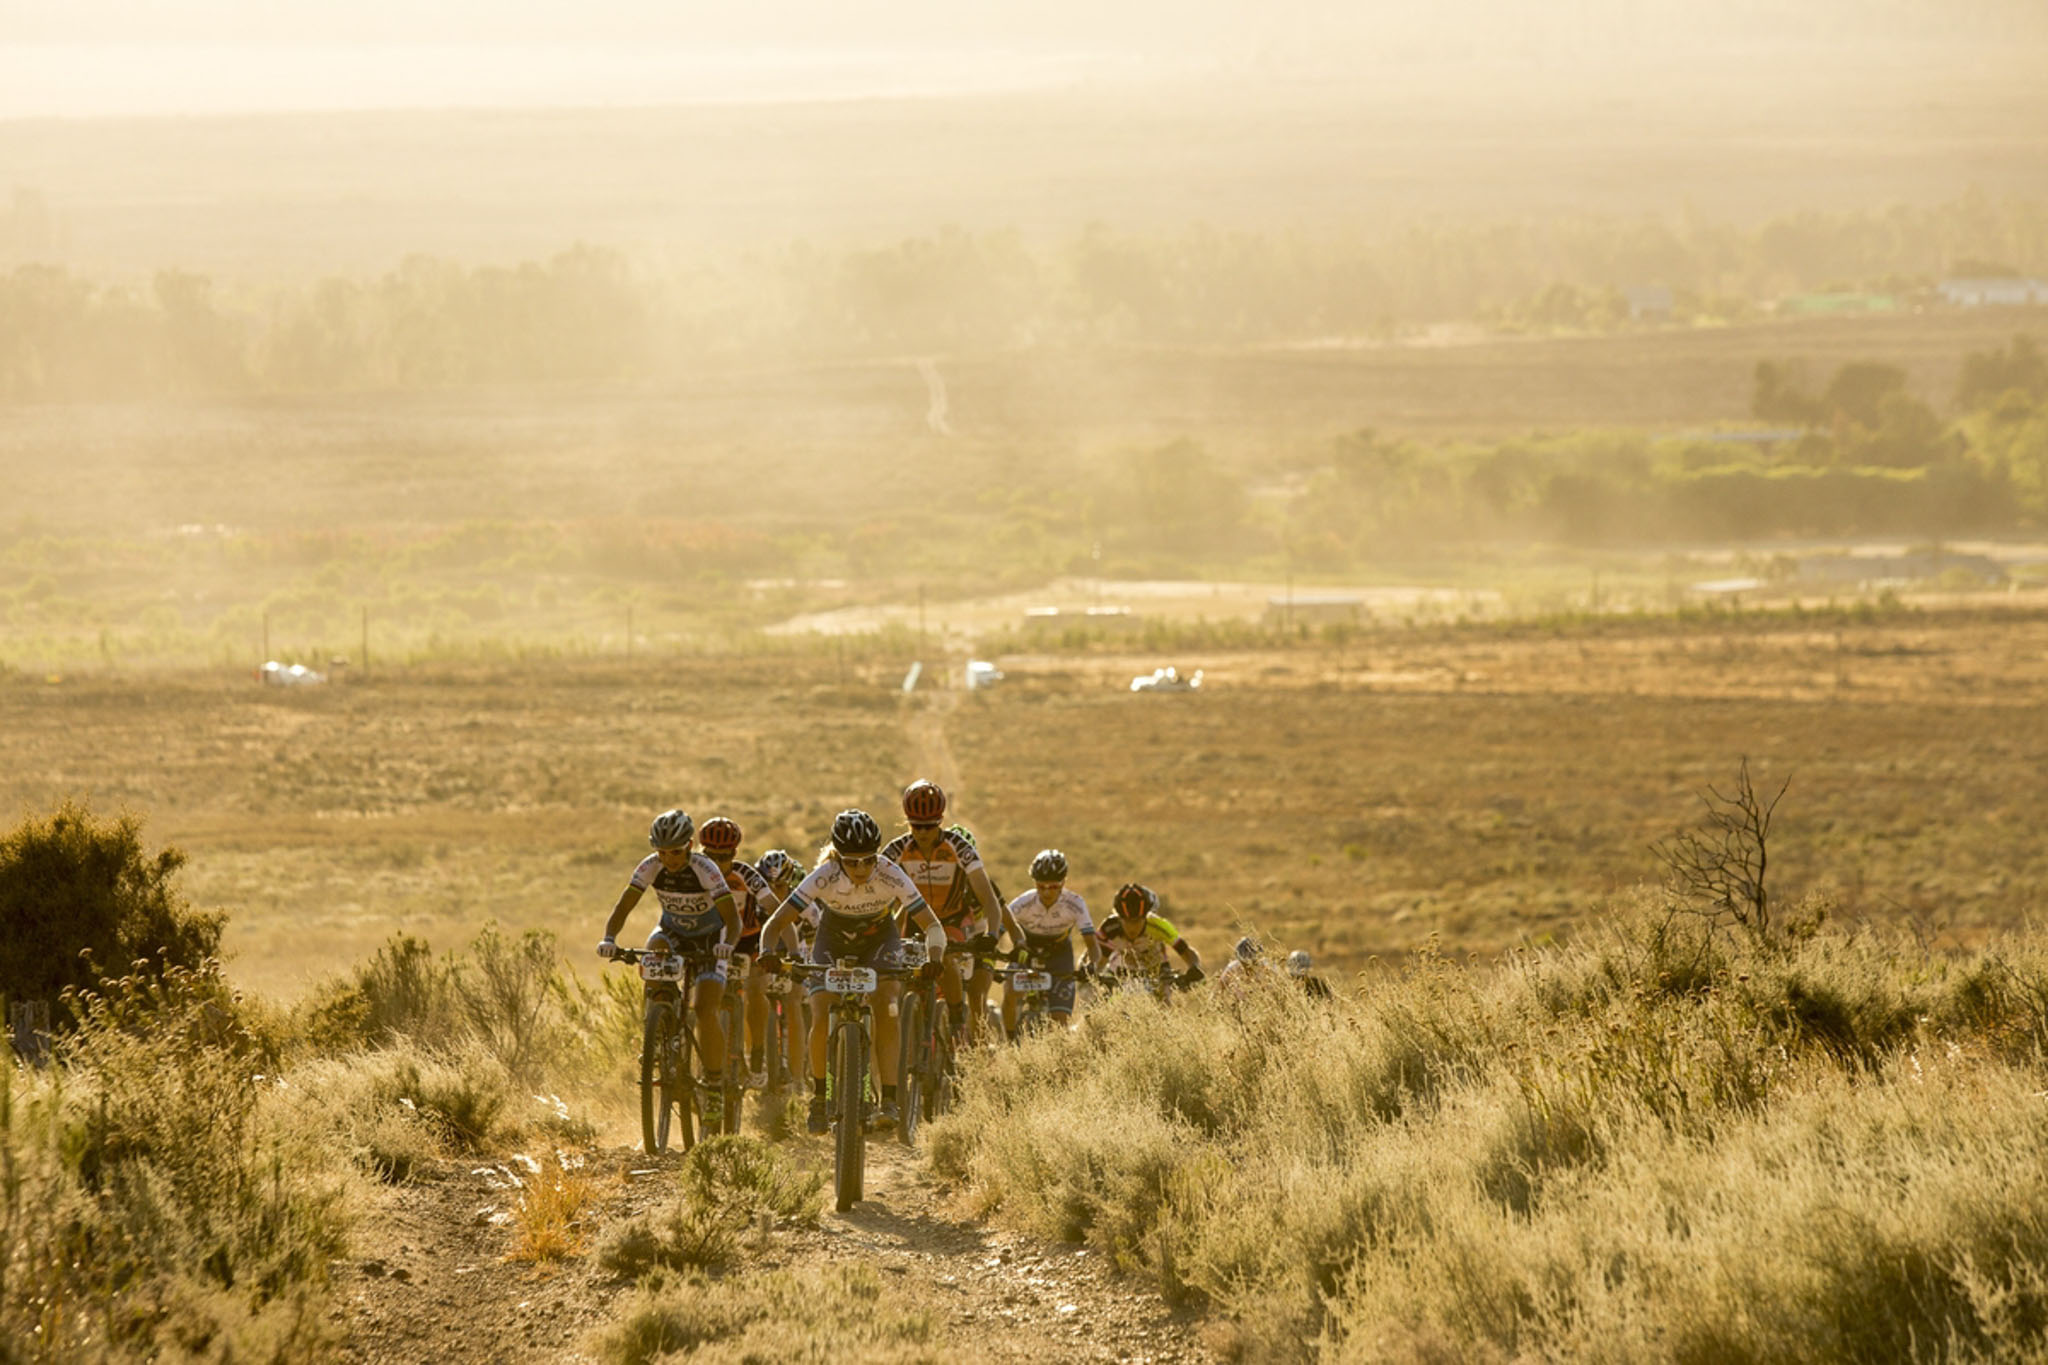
1099;883;1203;991
879;781;1003;1043
697;817;779;1089
1216;935;1284;997
999;848;1104;1037
1287;948;1335;1000
597;809;744;1123
758;809;948;1135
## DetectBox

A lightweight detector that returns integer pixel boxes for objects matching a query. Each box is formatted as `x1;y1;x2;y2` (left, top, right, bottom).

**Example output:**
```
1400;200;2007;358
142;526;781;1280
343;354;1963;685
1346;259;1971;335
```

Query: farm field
4;604;2044;999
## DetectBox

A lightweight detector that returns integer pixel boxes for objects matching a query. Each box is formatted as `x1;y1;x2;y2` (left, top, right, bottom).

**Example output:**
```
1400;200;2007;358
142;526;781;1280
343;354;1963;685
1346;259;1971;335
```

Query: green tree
0;801;223;1006
1955;334;2047;411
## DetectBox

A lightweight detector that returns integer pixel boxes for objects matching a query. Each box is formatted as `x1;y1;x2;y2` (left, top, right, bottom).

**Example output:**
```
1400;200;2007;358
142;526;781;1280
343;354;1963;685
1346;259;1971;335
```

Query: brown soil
334;1130;1212;1364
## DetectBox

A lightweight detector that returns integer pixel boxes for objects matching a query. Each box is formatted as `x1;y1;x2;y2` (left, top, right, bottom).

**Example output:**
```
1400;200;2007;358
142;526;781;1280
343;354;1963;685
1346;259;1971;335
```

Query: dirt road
336;1127;1213;1363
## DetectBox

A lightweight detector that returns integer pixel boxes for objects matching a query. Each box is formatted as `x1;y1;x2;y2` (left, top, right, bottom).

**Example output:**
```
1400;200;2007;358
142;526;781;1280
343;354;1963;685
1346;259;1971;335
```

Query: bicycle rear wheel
833;1013;867;1211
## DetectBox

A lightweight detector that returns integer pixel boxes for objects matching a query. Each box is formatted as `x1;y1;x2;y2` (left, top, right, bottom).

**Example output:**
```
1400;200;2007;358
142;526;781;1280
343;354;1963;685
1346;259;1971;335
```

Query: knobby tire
898;989;926;1147
834;1013;867;1211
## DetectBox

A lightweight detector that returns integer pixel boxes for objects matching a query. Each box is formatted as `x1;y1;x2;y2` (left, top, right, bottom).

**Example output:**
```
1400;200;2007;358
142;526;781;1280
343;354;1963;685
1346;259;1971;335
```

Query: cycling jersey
784;857;929;927
628;851;735;940
1007;888;1095;947
715;859;774;942
1101;913;1180;974
879;829;985;924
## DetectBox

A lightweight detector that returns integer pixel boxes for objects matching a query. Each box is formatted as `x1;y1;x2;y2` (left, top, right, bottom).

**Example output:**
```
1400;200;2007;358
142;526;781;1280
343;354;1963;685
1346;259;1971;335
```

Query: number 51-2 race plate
822;967;878;995
1008;970;1053;994
639;955;688;982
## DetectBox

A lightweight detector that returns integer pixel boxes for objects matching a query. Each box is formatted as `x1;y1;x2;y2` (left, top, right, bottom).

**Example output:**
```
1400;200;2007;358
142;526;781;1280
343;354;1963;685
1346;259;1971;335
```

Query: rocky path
333;1125;1213;1363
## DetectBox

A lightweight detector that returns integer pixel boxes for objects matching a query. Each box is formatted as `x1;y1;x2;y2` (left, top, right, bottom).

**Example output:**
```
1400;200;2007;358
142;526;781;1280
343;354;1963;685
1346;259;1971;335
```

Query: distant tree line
1264;336;2048;555
4;194;2047;400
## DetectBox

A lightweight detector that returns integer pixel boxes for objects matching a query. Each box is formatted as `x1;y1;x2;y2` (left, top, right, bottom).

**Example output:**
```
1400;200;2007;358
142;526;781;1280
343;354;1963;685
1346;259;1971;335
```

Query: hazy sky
5;0;2045;117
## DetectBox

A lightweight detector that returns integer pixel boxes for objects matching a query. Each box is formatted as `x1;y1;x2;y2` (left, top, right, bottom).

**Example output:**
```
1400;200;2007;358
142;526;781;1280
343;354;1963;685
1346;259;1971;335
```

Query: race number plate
639;955;687;982
822;967;878;995
894;939;929;968
1008;970;1053;994
763;974;792;997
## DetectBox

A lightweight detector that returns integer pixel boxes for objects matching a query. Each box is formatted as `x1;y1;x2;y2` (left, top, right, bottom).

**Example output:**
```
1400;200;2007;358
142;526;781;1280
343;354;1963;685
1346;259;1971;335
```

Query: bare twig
1652;757;1790;945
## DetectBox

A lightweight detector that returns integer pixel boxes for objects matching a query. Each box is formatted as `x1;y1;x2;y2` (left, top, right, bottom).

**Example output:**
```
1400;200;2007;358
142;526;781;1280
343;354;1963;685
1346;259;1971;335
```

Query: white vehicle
1129;666;1202;694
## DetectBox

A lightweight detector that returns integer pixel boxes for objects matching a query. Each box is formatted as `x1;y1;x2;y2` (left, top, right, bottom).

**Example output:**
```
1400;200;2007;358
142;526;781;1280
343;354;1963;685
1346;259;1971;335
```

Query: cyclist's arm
1172;936;1201;970
965;864;1004;938
905;895;945;951
715;891;741;947
759;894;803;950
602;885;645;941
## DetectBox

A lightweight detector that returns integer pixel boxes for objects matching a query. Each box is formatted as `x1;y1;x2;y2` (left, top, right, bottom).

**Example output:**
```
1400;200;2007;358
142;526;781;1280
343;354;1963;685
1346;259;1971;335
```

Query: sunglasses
842;854;878;869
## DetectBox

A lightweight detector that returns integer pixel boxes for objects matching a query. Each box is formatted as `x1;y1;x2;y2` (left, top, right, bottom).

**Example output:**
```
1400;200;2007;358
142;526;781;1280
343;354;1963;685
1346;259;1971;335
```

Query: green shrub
0;800;223;1005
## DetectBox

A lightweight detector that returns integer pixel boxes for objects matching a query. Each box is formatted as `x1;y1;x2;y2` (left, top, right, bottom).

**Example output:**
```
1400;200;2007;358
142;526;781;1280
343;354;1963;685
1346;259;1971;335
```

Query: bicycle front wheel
640;998;689;1155
897;988;926;1147
833;1012;867;1211
718;992;744;1135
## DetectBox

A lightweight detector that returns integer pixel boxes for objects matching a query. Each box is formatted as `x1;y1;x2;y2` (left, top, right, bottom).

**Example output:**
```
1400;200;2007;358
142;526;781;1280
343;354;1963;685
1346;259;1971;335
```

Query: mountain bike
993;946;1071;1040
609;946;726;1155
786;957;912;1212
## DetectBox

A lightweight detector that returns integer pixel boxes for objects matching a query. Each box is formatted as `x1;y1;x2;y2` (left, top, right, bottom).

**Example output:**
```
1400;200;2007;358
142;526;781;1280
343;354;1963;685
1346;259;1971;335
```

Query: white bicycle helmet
648;809;694;849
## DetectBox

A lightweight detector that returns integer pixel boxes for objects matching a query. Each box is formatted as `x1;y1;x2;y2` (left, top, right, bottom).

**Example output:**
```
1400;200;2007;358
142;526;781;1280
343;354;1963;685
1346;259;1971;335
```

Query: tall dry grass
929;894;2048;1362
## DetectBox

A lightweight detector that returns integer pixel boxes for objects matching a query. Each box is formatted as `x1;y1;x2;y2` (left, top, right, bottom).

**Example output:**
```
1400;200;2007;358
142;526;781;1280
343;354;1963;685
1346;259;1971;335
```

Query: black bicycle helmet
648;809;694;849
831;808;883;856
1114;883;1154;920
1030;848;1069;882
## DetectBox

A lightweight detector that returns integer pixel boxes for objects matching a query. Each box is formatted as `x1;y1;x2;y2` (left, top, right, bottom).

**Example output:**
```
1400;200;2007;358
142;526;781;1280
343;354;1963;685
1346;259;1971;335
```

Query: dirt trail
336;1127;1213;1363
906;691;967;807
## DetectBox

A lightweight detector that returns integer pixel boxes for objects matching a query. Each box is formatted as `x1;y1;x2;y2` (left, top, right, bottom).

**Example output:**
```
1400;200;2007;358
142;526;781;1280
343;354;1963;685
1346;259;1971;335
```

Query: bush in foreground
0;801;223;1004
930;895;2048;1363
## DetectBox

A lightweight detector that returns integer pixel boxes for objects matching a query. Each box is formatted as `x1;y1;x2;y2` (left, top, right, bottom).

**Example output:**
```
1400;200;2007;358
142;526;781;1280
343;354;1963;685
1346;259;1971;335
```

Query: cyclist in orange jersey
879;780;1004;1044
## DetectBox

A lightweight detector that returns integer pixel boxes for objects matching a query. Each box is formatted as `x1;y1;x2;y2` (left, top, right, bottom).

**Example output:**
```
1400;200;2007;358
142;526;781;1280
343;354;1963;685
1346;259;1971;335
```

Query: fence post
8;999;52;1066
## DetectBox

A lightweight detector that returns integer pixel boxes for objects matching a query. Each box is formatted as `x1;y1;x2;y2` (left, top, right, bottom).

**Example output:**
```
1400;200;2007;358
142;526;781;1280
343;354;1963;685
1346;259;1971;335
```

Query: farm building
1937;277;2048;307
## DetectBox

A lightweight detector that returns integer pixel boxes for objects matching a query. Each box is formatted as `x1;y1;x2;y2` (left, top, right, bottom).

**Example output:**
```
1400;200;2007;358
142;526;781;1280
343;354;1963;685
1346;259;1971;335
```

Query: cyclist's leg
967;962;993;1045
1047;937;1079;1028
744;960;769;1079
694;971;728;1077
874;979;901;1087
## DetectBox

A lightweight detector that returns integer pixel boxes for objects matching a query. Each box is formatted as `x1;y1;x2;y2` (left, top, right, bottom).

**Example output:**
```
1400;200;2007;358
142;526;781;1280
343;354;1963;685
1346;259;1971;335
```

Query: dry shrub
932;900;2048;1363
508;1151;601;1263
594;1262;939;1365
2;963;348;1362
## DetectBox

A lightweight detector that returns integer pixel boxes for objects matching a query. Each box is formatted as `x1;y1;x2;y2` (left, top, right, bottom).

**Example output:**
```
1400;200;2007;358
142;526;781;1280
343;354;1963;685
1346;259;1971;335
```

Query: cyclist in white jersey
999;848;1104;1036
758;809;946;1135
597;809;743;1112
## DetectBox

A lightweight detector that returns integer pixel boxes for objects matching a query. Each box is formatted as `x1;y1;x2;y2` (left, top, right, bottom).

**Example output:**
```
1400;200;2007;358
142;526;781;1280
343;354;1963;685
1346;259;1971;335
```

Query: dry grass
3;604;2047;995
507;1152;602;1264
929;898;2048;1362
